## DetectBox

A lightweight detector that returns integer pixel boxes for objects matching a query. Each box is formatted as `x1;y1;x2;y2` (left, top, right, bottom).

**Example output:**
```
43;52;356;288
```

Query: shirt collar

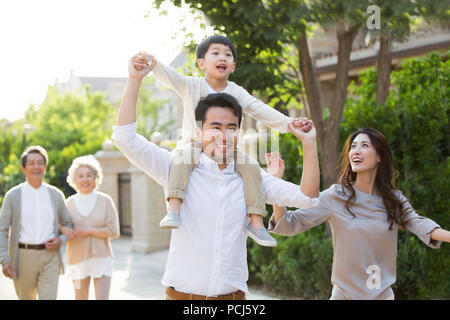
24;180;45;192
205;79;229;94
199;152;235;174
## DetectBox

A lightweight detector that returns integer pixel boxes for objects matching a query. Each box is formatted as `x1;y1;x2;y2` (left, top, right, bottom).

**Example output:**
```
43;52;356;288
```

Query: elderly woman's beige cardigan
66;192;119;265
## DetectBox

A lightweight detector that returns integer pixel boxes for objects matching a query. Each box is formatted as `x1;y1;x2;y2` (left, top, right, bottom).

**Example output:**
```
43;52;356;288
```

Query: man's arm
0;192;13;265
0;192;17;278
118;53;156;126
261;170;318;209
57;193;73;244
113;53;171;189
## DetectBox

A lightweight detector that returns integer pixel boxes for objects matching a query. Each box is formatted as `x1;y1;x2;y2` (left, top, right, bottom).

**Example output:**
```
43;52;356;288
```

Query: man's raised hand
129;52;156;80
265;152;285;179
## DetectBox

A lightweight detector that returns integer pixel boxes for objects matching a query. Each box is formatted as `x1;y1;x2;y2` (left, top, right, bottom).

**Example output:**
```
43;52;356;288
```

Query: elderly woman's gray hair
67;155;103;192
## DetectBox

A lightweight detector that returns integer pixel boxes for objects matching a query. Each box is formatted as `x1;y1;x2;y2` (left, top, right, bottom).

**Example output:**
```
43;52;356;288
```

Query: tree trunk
297;29;324;135
298;24;359;236
376;32;392;105
298;25;360;189
321;24;360;188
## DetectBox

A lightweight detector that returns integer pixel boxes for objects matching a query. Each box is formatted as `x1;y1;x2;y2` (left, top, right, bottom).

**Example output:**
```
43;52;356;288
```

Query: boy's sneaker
160;212;181;229
247;224;277;247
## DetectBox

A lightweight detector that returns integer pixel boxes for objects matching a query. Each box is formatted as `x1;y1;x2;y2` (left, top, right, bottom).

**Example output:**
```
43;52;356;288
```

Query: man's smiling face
198;106;239;164
21;152;47;185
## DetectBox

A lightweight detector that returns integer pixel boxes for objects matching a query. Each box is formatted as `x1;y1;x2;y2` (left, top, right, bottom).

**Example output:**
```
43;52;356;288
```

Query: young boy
132;35;313;247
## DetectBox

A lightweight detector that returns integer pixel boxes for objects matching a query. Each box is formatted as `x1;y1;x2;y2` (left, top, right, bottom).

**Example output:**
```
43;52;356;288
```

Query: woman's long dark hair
338;128;410;230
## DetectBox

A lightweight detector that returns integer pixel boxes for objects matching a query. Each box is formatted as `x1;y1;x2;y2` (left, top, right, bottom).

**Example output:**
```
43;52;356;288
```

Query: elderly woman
61;155;120;300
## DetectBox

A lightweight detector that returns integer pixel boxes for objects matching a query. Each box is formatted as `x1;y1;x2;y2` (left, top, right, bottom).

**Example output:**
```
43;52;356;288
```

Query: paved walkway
0;237;278;300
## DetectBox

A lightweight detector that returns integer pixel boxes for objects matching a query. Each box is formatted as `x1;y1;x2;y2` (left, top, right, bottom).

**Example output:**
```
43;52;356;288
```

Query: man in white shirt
0;146;73;300
112;54;320;299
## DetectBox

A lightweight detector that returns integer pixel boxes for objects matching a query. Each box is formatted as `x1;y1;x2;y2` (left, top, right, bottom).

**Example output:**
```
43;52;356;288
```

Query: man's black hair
195;93;242;127
196;35;237;62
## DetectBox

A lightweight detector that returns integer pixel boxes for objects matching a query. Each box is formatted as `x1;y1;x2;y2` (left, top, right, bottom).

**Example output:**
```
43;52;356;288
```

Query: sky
0;0;212;121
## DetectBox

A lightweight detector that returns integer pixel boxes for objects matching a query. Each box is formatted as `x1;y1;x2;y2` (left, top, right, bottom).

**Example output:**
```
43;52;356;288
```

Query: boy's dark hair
196;35;237;62
21;145;48;167
195;93;242;127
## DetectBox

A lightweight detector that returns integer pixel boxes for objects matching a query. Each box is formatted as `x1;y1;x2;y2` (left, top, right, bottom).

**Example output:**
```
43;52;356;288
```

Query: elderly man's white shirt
20;181;55;244
112;122;318;296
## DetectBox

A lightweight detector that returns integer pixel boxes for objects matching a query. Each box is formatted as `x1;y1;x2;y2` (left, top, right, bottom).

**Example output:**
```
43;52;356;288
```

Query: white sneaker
159;212;181;229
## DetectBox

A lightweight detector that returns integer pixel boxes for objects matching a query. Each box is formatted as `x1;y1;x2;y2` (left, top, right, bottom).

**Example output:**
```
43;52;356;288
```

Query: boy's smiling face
197;43;236;82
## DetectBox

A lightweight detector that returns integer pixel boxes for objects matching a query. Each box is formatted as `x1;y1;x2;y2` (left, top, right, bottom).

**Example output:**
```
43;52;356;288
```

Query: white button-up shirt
20;181;55;244
112;122;318;296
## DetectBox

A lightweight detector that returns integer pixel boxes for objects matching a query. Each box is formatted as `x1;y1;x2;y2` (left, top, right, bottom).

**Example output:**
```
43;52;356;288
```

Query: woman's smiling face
349;133;381;174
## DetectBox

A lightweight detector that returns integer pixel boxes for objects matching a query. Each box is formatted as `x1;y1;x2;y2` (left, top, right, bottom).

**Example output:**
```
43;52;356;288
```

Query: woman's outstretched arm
430;228;450;242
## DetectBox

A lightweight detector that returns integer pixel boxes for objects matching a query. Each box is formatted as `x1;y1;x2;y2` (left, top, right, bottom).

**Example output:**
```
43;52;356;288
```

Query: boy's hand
265;152;285;178
129;51;156;80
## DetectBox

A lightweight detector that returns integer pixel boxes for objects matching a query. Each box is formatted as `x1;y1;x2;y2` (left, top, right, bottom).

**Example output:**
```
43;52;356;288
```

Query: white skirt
67;256;113;280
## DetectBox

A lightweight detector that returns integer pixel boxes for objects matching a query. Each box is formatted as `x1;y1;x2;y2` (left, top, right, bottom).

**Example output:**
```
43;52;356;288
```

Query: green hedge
247;52;449;299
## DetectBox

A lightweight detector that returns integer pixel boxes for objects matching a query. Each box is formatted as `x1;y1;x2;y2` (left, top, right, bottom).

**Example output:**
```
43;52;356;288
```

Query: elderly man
112;55;320;300
0;146;73;300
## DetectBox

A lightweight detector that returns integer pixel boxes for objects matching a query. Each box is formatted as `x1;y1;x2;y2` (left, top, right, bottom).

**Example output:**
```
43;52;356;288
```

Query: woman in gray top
267;127;450;300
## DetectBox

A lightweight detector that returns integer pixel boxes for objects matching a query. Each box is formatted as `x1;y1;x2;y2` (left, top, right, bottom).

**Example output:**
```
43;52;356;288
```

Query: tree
248;52;449;299
0;120;26;207
153;0;449;190
24;85;116;195
154;0;368;189
136;77;176;139
369;0;449;106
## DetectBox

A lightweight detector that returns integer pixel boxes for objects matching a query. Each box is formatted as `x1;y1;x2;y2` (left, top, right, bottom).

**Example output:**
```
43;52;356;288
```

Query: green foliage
23;85;116;196
248;131;333;299
136;77;176;139
248;225;333;299
1;79;177;201
247;52;449;299
342;52;449;299
0;120;28;207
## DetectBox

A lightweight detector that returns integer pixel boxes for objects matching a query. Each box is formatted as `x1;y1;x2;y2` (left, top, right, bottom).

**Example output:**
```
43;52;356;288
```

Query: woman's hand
60;226;77;240
265;152;285;178
74;228;91;238
289;119;316;145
